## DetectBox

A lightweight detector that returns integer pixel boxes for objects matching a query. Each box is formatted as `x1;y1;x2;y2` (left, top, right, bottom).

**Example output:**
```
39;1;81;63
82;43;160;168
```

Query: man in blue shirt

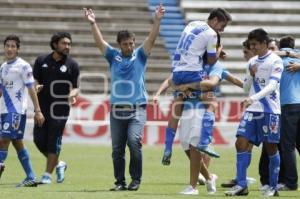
84;5;165;191
278;35;300;191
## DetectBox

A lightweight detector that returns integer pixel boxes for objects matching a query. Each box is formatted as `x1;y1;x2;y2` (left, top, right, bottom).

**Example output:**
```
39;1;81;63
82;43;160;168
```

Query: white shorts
177;108;205;151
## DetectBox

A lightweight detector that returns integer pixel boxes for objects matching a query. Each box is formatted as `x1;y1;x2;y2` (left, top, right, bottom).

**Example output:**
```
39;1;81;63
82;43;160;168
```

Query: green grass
1;142;300;199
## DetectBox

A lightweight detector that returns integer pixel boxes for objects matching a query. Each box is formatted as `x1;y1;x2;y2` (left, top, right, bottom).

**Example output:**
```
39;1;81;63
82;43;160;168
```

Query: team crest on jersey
12;113;21;130
42;64;48;68
3;122;9;130
115;55;122;62
60;65;67;73
262;125;268;133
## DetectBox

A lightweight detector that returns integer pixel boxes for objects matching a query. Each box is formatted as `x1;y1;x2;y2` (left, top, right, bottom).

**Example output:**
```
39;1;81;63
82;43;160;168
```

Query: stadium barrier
24;95;243;146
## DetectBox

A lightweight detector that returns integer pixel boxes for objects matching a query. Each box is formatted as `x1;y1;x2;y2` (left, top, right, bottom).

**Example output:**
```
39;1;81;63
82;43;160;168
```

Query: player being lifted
162;8;232;164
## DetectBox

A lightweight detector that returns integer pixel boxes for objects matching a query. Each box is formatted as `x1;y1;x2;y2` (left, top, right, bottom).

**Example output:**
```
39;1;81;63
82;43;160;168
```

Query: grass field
1;142;299;199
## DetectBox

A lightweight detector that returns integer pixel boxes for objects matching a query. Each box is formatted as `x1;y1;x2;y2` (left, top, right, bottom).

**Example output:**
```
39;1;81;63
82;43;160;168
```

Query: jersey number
177;32;195;51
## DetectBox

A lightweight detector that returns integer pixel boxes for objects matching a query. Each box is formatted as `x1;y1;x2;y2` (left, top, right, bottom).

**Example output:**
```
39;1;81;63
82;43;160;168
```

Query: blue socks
199;111;215;146
164;127;175;153
0;150;8;163
236;151;248;188
245;152;252;168
269;152;280;189
17;149;35;180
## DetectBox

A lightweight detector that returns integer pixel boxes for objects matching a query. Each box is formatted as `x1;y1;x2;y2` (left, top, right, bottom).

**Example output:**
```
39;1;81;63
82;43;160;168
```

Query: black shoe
0;163;5;179
221;179;237;188
109;184;127;191
128;180;140;191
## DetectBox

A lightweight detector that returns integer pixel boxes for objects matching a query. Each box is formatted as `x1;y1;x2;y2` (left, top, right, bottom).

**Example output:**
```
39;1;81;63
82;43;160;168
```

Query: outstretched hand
155;4;165;20
83;8;96;23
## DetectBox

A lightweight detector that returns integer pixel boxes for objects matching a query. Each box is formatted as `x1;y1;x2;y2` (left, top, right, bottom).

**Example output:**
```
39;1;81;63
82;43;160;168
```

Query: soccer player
224;28;283;197
33;32;80;184
221;39;257;188
161;34;240;166
163;8;231;162
83;4;165;191
177;61;226;195
0;34;45;187
278;35;300;191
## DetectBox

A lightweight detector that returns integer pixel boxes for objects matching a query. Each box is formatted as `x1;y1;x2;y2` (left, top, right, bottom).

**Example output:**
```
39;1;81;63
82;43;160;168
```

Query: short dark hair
247;28;269;44
279;35;295;49
50;32;72;50
242;39;251;50
116;30;135;44
208;8;232;22
4;34;20;48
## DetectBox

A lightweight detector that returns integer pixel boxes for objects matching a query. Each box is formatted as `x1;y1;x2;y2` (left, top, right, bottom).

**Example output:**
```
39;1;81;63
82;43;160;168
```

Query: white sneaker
179;185;199;195
206;174;217;194
276;183;285;190
224;185;249;196
262;187;279;197
198;173;206;185
260;184;270;192
246;177;256;185
56;161;67;183
40;173;52;184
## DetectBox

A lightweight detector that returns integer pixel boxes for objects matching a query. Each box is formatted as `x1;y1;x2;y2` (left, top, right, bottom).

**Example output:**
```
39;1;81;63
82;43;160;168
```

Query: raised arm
143;4;165;55
84;8;109;54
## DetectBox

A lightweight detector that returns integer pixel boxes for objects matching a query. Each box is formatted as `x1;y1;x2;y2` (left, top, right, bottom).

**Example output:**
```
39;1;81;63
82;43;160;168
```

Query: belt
111;104;147;109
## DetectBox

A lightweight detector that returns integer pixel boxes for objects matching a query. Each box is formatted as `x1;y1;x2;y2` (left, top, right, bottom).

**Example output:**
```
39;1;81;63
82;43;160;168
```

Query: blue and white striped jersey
0;57;34;114
245;52;283;114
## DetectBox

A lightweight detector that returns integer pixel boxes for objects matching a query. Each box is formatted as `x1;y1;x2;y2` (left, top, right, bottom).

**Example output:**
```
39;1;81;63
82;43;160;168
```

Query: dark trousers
279;104;300;189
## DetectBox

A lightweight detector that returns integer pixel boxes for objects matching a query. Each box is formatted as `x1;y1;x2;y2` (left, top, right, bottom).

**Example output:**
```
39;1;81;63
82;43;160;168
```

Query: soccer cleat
161;151;172;166
262;187;279;197
16;178;38;187
197;145;220;158
198;173;206;185
221;179;237;188
222;177;255;188
224;185;249;196
206;174;217;194
56;161;67;183
0;163;5;179
179;185;199;195
40;174;52;184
